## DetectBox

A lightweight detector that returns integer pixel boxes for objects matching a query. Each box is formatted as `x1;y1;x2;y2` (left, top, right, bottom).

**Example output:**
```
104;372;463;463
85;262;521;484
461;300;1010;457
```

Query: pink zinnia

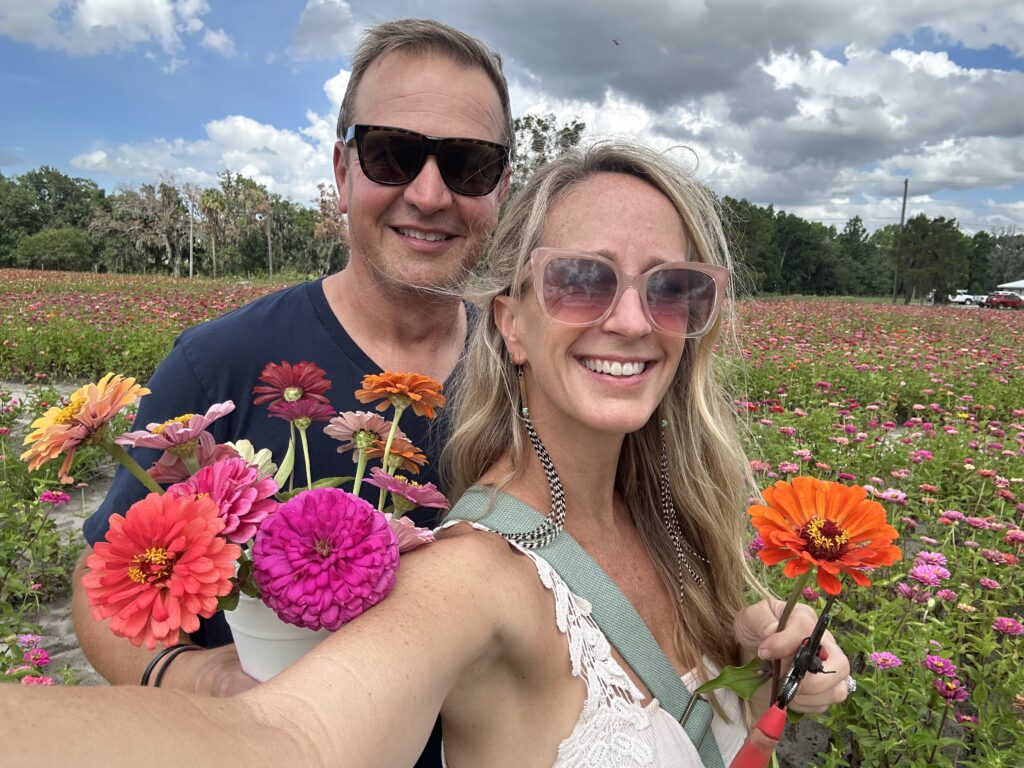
979;578;1001;590
23;648;50;667
167;458;278;544
252;488;399;632
914;551;947;567
116;401;235;451
385;513;436;553
870;651;902;669
148;438;240;485
909;564;951;586
324;411;398;454
365;468;450;512
992;617;1023;636
267;398;336;424
934;678;969;703
923;655;957;677
20;676;54;686
39;490;71;506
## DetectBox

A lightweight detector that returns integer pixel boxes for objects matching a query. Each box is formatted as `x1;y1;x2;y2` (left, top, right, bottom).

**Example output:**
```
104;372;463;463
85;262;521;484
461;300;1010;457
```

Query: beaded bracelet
140;643;202;687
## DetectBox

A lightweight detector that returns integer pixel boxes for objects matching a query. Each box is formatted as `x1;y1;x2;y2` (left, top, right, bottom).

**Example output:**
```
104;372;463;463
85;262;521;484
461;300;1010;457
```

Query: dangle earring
507;363;566;549
659;419;709;588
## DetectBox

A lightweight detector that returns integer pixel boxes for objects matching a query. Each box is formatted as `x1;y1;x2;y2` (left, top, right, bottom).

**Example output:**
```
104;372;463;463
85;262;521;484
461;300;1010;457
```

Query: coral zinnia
355;371;446;419
365;468;450;514
21;373;150;483
82;493;241;649
252;488;399;632
748;476;902;595
167;457;278;544
252;361;331;407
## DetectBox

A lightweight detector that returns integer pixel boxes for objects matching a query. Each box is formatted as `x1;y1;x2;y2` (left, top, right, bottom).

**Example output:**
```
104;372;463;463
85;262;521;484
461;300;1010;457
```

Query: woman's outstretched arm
1;532;513;768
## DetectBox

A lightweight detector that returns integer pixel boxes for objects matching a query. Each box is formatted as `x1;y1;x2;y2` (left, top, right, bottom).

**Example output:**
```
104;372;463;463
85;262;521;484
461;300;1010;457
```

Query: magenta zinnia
252;488;399;631
167;457;278;544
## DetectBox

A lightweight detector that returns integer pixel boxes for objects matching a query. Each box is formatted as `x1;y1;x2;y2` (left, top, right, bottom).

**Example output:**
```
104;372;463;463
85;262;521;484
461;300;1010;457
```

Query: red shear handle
729;704;787;768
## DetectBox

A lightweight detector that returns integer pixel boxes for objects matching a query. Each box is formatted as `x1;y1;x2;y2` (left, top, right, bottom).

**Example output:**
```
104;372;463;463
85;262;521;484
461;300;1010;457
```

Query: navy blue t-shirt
84;279;458;643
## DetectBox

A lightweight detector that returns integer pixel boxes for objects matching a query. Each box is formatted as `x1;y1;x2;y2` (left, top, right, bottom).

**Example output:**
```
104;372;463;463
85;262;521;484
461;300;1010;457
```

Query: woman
1;144;849;768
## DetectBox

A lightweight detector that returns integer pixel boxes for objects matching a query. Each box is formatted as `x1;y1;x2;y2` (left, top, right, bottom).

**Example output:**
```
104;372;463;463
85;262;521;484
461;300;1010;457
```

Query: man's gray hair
336;18;514;151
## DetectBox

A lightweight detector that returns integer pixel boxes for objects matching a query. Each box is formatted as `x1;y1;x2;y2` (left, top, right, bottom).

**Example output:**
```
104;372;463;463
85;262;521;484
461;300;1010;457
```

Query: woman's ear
493;296;526;365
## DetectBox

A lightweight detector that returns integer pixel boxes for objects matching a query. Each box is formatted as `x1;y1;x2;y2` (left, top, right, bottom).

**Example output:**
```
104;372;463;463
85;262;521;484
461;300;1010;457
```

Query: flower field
0;269;291;382
1;271;1022;766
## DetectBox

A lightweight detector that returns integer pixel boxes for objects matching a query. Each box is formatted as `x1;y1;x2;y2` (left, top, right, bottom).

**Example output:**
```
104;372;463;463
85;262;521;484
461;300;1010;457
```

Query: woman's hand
733;598;851;713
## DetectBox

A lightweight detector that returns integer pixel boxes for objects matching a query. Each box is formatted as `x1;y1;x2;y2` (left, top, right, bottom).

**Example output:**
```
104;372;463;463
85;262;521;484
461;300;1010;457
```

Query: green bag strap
453;487;725;768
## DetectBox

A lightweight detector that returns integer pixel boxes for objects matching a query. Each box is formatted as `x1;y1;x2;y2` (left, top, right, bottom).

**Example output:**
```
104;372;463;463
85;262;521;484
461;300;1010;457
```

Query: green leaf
694;657;771;700
272;438;296;489
216;590;239;612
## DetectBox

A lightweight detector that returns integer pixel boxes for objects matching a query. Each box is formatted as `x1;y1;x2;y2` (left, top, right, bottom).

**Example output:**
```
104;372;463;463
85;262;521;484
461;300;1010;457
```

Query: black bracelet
140;643;201;687
153;644;203;688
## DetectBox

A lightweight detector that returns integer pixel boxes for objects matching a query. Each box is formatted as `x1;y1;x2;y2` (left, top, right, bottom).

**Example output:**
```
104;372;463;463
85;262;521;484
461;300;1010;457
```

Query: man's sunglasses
526;248;728;338
342;124;510;197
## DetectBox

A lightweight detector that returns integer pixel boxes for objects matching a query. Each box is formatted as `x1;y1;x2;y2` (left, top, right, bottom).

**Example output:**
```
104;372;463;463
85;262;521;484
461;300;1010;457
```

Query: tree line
2;115;1022;299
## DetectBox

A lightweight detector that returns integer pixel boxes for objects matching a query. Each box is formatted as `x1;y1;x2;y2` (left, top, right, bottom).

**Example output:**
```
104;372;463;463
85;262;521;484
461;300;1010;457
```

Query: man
72;18;512;767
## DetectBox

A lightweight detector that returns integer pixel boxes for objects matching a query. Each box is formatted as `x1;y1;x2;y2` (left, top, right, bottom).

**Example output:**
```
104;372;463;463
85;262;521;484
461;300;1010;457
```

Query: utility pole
891;178;909;303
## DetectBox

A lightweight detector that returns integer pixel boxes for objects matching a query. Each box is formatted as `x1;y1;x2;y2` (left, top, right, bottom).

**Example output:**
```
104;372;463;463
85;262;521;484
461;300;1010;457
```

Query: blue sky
2;0;1022;233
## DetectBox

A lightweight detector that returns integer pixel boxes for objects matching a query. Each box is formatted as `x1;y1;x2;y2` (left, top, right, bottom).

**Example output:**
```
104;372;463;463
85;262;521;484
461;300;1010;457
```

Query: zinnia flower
909;564;951;586
252;488;399;632
924;655;957;677
870;651;902;669
992;617;1023;636
364;435;427;474
385;513;436;553
365;468;450;515
355;371;446;419
15;634;41;649
748;477;902;595
324;411;396;454
20;676;54;686
23;648;50;667
167;457;278;544
934;678;969;703
267;398;336;424
252;361;331;407
82;493;240;649
21;373;150;482
148;439;239;485
115;401;235;451
39;490;71;506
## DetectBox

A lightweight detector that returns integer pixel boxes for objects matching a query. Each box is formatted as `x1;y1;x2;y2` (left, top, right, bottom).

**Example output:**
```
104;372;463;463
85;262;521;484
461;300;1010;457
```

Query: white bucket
224;594;331;682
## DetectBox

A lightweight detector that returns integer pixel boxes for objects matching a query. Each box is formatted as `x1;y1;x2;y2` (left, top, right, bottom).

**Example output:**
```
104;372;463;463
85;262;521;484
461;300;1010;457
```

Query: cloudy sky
2;0;1022;233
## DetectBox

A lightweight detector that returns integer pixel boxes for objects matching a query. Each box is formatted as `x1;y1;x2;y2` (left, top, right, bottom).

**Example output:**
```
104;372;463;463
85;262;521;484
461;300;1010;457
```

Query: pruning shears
729;594;839;768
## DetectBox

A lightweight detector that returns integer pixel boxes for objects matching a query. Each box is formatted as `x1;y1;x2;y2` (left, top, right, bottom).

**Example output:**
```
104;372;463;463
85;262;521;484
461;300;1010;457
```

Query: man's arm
71;548;257;695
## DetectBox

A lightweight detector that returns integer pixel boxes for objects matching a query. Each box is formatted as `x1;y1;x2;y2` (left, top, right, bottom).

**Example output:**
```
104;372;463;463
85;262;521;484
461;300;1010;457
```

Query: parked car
984;292;1024;309
948;290;987;305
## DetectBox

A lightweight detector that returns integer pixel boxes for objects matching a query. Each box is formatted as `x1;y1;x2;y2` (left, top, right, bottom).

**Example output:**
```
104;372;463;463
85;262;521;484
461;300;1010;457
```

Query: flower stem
288;421;295;492
105;441;164;495
183;452;200;476
297;424;313;492
927;703;950;765
352;448;368;496
770;570;812;702
378;405;407;512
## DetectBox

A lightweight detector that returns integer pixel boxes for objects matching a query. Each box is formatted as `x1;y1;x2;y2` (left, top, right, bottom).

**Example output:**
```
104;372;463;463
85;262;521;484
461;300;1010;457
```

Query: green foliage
508;113;586;200
14;227;94;271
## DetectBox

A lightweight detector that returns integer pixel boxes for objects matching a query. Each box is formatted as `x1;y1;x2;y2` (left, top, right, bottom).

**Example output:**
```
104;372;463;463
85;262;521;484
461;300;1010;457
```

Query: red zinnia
82;493;241;649
252;361;331;407
748;476;902;595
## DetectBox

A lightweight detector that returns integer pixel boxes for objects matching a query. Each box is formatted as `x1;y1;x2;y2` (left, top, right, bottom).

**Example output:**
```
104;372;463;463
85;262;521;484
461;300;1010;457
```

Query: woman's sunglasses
526;248;728;338
342;124;510;197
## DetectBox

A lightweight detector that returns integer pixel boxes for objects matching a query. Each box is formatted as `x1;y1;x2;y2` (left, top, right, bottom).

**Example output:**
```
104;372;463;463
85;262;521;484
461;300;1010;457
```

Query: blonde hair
443;142;761;677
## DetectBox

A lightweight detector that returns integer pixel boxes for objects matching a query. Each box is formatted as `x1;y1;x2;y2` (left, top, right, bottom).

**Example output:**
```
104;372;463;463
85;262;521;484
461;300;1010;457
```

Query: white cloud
0;0;222;65
201;27;235;57
69;113;337;203
289;0;359;60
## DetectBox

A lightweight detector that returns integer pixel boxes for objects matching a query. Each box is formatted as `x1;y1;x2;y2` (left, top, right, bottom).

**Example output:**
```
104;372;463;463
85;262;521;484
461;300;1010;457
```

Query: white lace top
439;522;748;767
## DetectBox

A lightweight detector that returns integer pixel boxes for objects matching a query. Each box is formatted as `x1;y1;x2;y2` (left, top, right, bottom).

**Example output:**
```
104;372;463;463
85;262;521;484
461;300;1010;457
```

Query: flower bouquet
20;366;449;679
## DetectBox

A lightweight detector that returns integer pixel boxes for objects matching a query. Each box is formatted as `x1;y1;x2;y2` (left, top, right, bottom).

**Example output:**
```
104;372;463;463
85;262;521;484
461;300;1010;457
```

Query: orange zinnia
21;372;150;483
355;371;446;419
748;476;902;595
364;436;427;475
